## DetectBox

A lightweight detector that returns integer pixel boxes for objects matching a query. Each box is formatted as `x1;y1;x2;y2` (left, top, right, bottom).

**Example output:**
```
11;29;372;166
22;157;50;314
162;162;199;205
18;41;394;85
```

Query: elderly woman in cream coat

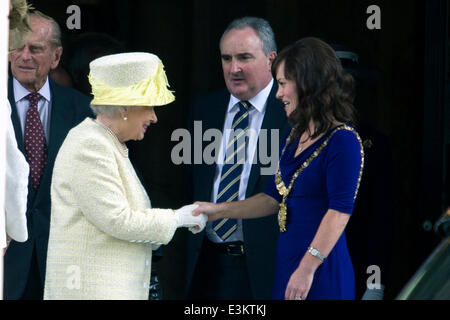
44;52;206;300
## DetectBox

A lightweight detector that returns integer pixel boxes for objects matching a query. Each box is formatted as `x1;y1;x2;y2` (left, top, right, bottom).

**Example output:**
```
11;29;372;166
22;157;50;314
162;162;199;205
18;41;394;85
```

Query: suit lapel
37;80;73;195
204;90;229;133
199;90;229;201
47;80;72;163
8;77;36;200
8;77;25;152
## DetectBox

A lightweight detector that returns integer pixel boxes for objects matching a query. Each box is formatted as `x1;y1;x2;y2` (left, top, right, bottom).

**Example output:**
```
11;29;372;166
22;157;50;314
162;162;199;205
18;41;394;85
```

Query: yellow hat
88;52;175;107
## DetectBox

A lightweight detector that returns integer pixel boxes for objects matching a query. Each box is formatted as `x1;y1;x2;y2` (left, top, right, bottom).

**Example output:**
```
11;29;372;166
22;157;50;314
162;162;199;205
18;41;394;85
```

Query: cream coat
44;118;177;300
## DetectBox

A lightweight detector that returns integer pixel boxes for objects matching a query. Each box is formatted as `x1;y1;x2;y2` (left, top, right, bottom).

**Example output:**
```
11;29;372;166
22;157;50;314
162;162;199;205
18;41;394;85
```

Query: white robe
3;100;29;246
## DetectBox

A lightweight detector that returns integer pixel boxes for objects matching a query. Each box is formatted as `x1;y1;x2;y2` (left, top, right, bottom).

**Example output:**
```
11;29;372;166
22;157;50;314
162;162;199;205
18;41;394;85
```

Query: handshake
174;204;207;234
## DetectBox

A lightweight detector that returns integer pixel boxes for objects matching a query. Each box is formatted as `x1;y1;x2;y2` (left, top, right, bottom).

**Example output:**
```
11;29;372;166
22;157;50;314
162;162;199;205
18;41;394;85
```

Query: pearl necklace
94;119;128;157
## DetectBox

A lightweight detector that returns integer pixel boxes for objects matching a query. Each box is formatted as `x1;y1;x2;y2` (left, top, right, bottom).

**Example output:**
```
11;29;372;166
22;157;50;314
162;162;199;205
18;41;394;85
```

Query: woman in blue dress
194;37;364;300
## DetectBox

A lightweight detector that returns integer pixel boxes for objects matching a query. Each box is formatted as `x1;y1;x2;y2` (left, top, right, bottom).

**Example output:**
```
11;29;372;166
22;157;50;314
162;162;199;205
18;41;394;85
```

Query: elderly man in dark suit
186;17;289;300
5;10;93;300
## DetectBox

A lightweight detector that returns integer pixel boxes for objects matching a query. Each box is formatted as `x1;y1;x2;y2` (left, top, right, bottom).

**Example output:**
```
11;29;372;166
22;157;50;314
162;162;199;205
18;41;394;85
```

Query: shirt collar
228;78;274;113
13;76;51;103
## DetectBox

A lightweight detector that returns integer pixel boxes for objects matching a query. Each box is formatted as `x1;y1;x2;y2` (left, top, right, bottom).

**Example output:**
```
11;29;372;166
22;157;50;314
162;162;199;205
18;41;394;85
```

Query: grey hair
220;16;277;56
90;105;129;118
29;11;62;48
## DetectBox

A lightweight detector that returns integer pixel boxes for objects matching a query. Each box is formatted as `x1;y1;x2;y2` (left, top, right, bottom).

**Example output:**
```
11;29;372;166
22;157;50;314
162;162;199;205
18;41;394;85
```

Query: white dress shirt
13;77;52;143
206;79;274;243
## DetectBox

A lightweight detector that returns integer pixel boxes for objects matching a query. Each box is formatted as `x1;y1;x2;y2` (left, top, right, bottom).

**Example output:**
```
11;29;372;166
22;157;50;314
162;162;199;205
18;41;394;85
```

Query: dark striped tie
213;101;250;240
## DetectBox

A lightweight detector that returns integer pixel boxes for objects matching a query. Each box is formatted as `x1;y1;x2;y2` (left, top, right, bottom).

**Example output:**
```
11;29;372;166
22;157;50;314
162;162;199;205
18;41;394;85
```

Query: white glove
174;204;207;233
188;215;207;234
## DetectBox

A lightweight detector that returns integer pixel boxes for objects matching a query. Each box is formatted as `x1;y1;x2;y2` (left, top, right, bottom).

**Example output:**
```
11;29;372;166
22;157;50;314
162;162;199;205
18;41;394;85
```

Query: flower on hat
9;0;33;51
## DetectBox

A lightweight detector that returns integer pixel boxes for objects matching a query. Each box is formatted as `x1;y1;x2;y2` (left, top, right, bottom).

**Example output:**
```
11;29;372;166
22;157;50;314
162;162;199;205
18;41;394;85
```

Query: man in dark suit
186;17;288;299
5;10;93;299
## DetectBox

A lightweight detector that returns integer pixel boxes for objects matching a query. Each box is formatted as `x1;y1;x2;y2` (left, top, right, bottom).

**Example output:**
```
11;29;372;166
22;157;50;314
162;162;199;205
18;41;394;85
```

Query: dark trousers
4;243;43;300
188;239;252;300
22;246;44;300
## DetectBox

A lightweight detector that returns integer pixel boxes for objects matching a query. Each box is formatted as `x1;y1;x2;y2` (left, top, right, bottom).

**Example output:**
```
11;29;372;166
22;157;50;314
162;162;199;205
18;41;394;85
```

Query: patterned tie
24;92;47;190
213;101;250;240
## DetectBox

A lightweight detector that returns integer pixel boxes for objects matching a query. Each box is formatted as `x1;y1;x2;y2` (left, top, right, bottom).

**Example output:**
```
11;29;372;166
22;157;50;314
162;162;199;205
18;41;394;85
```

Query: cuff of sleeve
144;208;177;245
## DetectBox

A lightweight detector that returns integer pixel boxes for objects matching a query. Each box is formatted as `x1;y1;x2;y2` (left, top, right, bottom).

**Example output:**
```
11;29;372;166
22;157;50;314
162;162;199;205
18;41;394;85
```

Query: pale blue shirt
13;77;52;143
206;79;274;243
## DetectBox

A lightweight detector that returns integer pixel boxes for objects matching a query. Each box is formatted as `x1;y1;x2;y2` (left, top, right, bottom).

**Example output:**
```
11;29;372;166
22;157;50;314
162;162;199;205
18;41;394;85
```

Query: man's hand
192;202;223;221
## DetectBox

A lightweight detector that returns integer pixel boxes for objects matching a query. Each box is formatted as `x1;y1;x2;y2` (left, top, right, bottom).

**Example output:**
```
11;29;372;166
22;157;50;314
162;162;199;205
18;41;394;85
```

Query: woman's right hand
193;193;278;221
192;202;223;221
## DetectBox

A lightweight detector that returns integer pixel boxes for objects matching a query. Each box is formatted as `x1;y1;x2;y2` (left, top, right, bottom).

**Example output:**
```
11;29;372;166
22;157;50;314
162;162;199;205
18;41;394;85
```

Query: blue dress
265;125;363;300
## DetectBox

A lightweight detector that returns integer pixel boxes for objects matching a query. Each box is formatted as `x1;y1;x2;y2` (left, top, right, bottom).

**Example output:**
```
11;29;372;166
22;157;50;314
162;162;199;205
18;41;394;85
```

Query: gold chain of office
275;124;364;232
